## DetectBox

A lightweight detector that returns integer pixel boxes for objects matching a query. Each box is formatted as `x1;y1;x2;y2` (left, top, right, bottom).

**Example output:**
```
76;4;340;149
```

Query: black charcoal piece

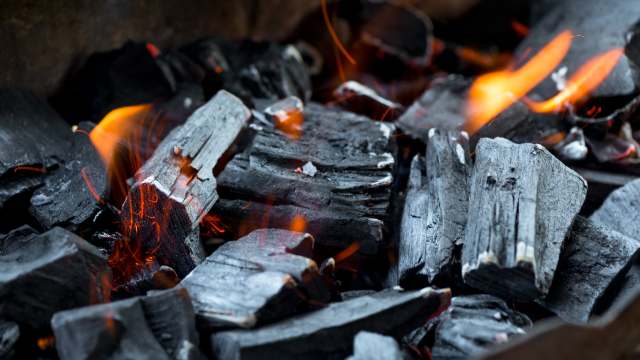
591;178;640;240
52;288;201;360
29;122;109;232
0;225;38;256
537;216;640;324
332;81;405;121
0;319;19;360
0;227;111;328
180;229;329;329
513;0;640;100
345;331;405;360
462;138;587;302
111;264;180;301
476;288;640;360
215;103;396;254
121;91;250;278
211;287;451;360
430;294;532;360
341;290;378;301
397;130;472;286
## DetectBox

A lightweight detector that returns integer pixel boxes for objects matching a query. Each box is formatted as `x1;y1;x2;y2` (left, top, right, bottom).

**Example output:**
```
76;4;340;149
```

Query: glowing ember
13;166;46;173
290;214;307;233
38;335;55;350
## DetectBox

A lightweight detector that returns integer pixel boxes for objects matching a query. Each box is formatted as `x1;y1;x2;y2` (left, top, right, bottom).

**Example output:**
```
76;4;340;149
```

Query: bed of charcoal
3;0;640;359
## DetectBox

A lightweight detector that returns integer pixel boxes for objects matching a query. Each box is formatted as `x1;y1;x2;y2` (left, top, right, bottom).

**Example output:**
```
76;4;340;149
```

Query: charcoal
513;0;640;100
332;81;405;121
476;288;640;360
570;167;639;216
211;287;451;360
430;295;532;360
462;138;587;301
111;264;180;301
215;103;396;254
537;216;640;324
181;38;311;107
180;229;329;329
395;75;540;150
121;91;250;278
585;134;637;164
341;290;378;302
345;331;405;360
608;273;640;312
0;225;38;256
397;130;472;286
29;122;109;232
0;227;111;328
52;288;201;360
0;319;19;360
590;178;640;240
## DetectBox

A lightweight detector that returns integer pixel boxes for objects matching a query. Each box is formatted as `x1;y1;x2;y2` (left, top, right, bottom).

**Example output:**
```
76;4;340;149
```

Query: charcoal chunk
121;91;250;278
0;227;111;328
180;229;329;329
52;288;200;360
333;81;405;121
340;290;378;302
0;225;38;256
397;130;472;286
111;264;180;301
345;331;405;360
462;138;587;301
29;122;109;232
211;287;451;360
0;319;19;360
215;103;396;254
590;178;640;241
537;216;640;324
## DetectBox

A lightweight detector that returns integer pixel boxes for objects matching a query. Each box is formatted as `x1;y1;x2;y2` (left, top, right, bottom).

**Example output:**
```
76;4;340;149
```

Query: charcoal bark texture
590;178;640;241
332;81;405;121
398;129;472;286
536;216;640;324
345;331;405;360
430;294;532;360
477;287;640;360
180;229;329;330
29;122;109;232
0;225;38;256
52;288;201;360
513;0;640;100
0;227;111;328
214;103;396;254
462;138;587;301
181;38;311;107
211;288;451;360
0;319;19;360
121;90;250;278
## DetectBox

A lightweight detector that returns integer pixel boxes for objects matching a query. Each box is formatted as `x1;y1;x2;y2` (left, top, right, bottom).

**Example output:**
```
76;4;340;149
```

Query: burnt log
211;288;451;360
29;122;110;232
590;178;640;241
214;103;396;254
462;138;587;301
397;129;472;286
121;90;250;278
537;216;640;324
179;229;329;330
0;225;38;256
0;227;111;328
345;331;405;360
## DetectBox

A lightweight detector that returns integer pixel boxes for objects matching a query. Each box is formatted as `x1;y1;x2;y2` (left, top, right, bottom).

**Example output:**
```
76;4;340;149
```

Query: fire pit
2;0;640;359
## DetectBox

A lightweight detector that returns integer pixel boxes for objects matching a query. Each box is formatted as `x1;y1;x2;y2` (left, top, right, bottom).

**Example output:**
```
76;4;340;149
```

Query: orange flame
462;30;572;135
290;214;307;233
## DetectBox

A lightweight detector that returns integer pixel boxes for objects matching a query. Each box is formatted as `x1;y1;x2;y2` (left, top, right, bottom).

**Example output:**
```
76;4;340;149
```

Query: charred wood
590;178;640;241
537;216;640;324
210;288;451;360
462;138;587;301
121;90;250;278
397;129;472;287
111;264;180;301
0;227;112;328
179;229;329;330
0;225;38;256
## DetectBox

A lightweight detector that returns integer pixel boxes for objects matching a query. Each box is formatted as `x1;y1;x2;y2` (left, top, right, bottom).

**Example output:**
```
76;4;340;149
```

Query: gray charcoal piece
345;331;404;360
590;178;640;241
340;290;378;302
215;103;396;254
0;319;19;360
431;295;532;360
0;227;112;328
462;138;587;301
211;287;451;360
0;172;46;211
52;288;201;360
332;81;405;121
0;225;39;256
121;90;250;278
29;121;108;232
398;129;472;285
513;0;640;100
180;229;330;329
537;216;640;324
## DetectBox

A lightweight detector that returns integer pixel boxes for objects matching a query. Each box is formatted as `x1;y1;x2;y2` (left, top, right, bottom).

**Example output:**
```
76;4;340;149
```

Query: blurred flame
290;214;307;233
38;335;55;350
273;108;304;141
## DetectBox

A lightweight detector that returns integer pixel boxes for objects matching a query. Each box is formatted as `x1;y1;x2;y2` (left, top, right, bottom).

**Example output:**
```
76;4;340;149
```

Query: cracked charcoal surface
462;138;587;301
